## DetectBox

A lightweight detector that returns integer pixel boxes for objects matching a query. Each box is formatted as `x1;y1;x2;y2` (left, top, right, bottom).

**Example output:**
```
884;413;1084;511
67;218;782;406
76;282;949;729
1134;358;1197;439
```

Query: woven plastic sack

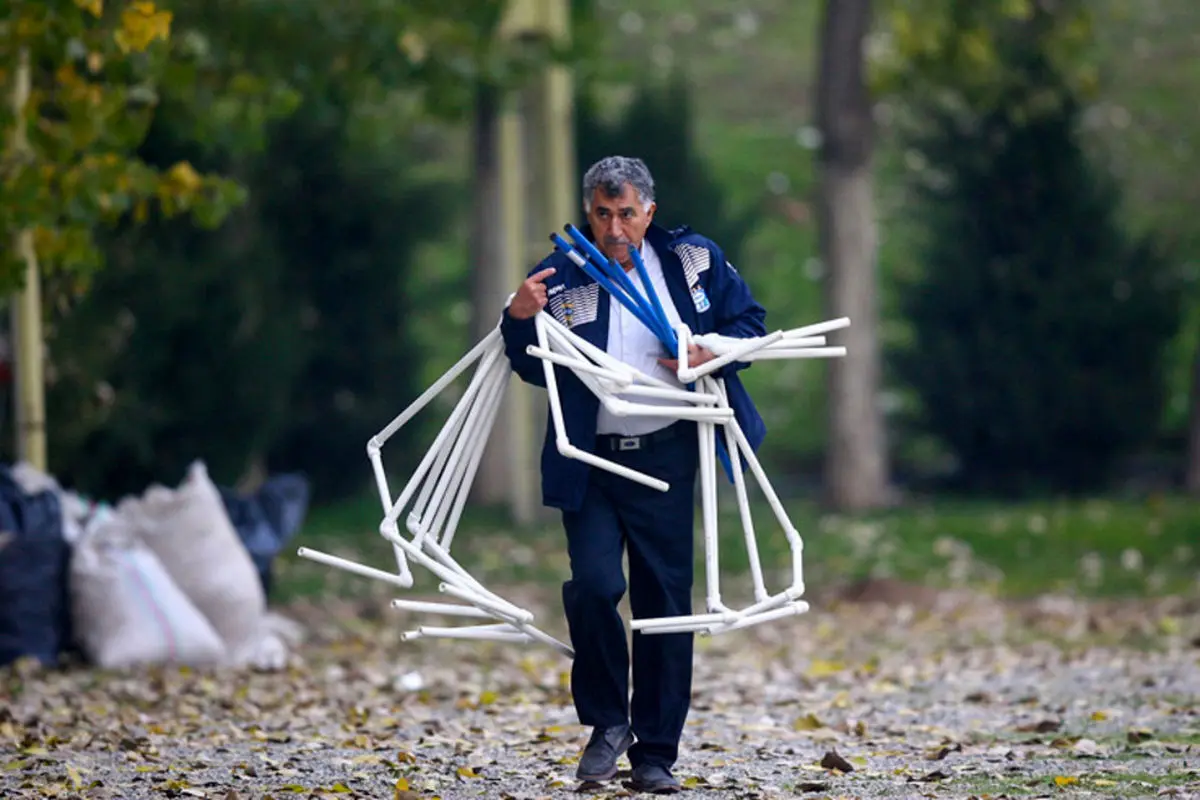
118;461;266;656
70;508;226;668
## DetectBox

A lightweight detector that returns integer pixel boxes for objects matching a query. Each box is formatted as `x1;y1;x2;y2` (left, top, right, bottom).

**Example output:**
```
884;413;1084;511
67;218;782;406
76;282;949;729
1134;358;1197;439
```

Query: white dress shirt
595;241;688;436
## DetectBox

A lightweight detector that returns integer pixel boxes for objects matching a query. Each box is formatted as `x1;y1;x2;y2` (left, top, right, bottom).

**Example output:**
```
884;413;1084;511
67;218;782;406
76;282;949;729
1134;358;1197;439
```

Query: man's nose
606;217;625;240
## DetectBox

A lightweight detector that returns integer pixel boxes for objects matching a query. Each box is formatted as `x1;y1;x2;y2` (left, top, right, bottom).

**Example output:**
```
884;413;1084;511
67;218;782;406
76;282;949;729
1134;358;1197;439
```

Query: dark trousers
561;426;698;769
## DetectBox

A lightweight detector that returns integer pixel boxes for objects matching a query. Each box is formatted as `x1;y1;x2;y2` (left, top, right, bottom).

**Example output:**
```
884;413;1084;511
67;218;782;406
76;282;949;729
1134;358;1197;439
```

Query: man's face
585;182;655;268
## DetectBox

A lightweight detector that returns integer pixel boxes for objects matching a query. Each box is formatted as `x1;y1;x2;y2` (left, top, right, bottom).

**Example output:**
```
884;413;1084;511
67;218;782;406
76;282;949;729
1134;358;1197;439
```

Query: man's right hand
507;267;557;320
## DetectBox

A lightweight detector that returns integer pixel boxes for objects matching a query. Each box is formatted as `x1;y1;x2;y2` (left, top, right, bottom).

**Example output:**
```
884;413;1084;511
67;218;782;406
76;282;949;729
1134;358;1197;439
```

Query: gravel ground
2;587;1199;799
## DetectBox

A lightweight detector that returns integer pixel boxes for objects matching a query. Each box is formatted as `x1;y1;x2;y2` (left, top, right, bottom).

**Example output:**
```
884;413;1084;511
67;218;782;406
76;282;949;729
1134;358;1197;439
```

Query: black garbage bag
0;467;68;668
219;474;310;598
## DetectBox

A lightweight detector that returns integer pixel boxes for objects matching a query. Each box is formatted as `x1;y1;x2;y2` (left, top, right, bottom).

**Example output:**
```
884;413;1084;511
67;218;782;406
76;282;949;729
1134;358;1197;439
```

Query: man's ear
646;202;657;223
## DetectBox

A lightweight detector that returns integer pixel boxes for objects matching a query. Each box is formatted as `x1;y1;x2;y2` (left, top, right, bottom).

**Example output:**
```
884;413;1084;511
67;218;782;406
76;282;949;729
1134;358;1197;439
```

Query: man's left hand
658;344;716;372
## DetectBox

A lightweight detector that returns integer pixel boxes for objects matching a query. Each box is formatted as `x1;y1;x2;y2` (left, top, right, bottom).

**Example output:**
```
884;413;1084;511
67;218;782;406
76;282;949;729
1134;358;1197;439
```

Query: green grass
273;489;1200;603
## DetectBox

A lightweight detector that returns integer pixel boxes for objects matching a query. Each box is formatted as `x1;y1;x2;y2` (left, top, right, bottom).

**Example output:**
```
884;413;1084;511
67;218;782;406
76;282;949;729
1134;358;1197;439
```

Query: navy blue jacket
500;222;768;512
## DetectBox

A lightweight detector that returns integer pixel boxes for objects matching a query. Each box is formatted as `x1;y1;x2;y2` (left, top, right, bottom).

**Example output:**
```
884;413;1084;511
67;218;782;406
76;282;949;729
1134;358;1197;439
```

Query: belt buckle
617;436;641;452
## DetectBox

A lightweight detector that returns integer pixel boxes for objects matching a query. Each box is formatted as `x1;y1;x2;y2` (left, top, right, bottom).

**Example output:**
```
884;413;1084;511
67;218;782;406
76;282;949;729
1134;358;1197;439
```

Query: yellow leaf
3;759;28;771
394;777;410;795
329;784;351;793
806;659;845;678
1090;711;1108;722
395;750;416;764
793;713;824;731
1054;776;1079;786
165;161;202;193
21;747;48;756
66;766;83;789
115;1;172;53
73;0;103;17
478;690;498;706
278;784;307;793
398;31;428;64
456;766;479;779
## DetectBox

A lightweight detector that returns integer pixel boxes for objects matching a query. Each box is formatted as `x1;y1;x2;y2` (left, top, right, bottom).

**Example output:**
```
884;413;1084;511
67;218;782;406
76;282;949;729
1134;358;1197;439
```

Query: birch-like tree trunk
815;0;891;510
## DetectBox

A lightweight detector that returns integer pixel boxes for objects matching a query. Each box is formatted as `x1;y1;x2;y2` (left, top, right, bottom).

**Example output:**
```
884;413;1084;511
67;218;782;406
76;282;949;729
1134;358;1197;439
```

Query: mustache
603;238;631;247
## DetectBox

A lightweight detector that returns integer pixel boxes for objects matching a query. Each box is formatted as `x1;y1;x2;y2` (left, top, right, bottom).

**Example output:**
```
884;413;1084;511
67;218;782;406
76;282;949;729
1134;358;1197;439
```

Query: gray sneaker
628;763;681;794
575;725;634;782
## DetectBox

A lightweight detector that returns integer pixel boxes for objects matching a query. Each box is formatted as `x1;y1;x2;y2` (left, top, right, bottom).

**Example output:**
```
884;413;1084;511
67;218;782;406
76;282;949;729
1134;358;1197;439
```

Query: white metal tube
601;397;731;421
782;317;851;339
680;329;785;382
384;343;504;527
406;346;503;533
616;384;719;404
715;379;768;604
415;360;508;548
371;328;502;446
440;363;509;551
632;610;739;630
708;602;809;634
296;547;414;589
438;582;535;624
699;414;721;613
402;628;533;644
737;347;847;360
559;443;670;492
390;599;495;618
526;345;633;385
544;314;677;390
366;446;413;585
725;418;805;592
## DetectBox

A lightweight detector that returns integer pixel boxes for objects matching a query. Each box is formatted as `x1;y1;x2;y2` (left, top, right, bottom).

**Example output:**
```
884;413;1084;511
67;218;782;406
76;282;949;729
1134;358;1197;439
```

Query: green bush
892;56;1181;494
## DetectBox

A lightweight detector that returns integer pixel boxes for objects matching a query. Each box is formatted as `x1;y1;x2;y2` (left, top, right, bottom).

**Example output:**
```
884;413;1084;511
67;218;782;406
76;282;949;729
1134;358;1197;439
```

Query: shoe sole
626;780;681;795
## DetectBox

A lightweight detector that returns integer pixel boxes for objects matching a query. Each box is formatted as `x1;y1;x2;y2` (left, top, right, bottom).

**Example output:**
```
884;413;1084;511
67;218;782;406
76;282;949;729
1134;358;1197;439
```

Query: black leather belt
595;422;687;452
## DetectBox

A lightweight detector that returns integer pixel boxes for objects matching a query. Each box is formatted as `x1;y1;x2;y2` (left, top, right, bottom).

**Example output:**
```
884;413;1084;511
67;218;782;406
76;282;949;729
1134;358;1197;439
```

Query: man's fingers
529;267;557;283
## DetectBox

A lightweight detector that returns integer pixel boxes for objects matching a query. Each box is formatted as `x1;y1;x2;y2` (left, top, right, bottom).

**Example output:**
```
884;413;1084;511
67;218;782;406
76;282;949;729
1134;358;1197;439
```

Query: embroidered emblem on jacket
549;283;599;328
690;284;711;313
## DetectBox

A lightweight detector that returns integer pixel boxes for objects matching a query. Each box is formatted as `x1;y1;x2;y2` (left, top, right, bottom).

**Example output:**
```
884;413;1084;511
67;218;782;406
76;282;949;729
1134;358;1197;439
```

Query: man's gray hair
582;156;655;213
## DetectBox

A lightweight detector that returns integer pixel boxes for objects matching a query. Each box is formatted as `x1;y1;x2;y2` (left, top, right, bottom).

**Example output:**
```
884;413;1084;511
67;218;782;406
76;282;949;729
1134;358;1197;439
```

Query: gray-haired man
501;156;768;793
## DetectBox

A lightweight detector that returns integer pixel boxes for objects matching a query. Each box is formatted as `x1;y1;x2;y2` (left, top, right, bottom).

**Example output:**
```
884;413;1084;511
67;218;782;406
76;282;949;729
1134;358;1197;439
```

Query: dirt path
2;589;1198;799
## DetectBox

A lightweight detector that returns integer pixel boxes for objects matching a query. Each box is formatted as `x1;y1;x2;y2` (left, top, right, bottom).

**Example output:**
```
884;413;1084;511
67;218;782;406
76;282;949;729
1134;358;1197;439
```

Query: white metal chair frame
298;226;850;658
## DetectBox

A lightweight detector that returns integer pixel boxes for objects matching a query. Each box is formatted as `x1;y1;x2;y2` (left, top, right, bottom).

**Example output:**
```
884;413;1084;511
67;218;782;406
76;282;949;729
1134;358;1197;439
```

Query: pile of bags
0;461;309;672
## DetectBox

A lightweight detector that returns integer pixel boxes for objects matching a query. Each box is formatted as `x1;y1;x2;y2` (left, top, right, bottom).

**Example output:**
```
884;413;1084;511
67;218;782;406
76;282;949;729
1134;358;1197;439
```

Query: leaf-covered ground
3;586;1199;800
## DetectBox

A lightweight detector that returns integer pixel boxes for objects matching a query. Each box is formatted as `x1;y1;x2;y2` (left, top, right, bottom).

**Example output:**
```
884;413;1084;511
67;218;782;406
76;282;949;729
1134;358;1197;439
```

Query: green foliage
892;50;1181;493
872;0;1099;113
0;0;251;292
42;93;456;501
574;71;757;267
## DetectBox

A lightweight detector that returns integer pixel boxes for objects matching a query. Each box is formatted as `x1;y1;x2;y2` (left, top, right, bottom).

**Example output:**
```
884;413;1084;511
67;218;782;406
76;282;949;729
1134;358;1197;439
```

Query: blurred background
2;0;1197;607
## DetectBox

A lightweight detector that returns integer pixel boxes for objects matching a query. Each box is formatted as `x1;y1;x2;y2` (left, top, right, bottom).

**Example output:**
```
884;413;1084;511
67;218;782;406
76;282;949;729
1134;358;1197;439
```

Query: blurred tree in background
890;26;1181;493
22;0;571;501
574;70;757;268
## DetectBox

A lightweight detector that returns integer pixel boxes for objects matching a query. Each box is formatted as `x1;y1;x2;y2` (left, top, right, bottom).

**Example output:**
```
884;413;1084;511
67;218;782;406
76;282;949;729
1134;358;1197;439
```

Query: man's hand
658;344;716;372
507;267;557;320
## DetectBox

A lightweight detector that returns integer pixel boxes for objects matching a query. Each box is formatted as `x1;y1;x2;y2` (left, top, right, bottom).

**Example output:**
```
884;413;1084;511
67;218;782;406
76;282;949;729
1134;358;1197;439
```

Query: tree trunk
1186;352;1200;494
468;83;512;507
10;47;46;471
815;0;891;511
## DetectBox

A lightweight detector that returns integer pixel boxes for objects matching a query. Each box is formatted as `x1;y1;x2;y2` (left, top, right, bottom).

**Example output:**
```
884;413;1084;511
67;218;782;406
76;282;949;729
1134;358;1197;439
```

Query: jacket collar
570;222;700;347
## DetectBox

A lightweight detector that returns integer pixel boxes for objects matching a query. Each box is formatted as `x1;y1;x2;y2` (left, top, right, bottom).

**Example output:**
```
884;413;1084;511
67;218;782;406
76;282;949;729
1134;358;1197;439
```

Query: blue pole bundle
549;224;739;480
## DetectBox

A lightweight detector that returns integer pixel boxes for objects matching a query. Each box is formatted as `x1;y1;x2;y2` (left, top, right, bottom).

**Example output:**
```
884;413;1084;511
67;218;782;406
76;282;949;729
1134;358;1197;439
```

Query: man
500;156;767;794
